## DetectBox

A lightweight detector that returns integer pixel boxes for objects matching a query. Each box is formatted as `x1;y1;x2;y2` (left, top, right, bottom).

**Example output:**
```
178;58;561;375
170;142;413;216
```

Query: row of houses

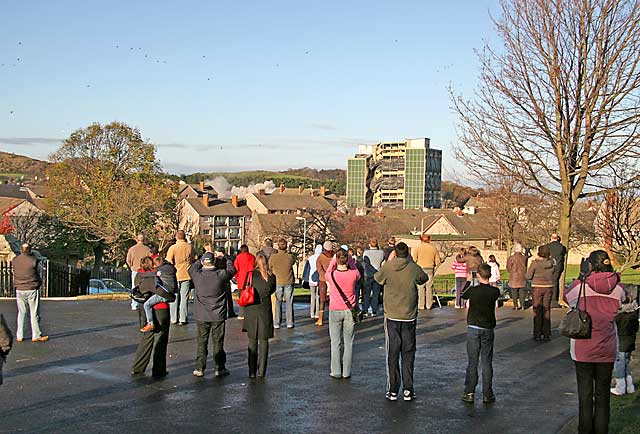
177;182;339;253
175;181;505;255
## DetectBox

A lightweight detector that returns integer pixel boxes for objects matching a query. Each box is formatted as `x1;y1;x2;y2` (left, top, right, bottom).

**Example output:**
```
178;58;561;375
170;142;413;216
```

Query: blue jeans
329;310;355;377
16;289;43;340
144;294;167;324
614;351;632;379
275;284;294;327
362;276;381;314
464;326;495;397
170;280;191;324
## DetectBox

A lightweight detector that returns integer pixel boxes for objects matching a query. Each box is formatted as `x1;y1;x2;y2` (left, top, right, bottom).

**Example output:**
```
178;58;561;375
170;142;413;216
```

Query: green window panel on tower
347;158;367;208
404;148;426;209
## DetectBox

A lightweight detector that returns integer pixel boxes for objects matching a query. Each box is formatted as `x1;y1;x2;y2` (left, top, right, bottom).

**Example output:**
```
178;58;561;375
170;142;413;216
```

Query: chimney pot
199;181;205;191
279;184;285;193
320;186;326;196
258;189;266;196
298;184;304;194
202;192;209;207
232;195;239;208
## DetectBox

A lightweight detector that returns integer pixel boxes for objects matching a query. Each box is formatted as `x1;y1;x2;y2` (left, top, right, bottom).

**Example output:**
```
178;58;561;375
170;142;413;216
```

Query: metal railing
0;260;90;297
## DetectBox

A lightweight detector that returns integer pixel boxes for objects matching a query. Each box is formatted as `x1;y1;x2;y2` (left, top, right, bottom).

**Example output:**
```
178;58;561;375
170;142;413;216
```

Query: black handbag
559;278;592;339
330;271;363;324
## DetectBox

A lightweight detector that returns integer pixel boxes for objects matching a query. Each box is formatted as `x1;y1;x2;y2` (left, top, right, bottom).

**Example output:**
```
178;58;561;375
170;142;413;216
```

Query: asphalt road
0;300;578;434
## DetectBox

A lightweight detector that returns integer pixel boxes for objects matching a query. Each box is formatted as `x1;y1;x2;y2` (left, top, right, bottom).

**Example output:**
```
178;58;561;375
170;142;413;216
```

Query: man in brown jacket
126;234;151;310
269;239;296;329
412;234;441;310
506;243;527;310
166;230;194;325
12;244;48;343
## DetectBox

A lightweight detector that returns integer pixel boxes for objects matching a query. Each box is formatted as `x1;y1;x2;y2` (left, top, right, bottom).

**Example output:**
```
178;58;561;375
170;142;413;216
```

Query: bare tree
597;183;640;271
8;208;54;249
452;0;640;255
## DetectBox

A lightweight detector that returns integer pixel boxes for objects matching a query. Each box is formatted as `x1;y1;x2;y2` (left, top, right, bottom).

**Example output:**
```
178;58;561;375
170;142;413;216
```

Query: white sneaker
626;376;635;394
611;378;626;396
403;390;415;401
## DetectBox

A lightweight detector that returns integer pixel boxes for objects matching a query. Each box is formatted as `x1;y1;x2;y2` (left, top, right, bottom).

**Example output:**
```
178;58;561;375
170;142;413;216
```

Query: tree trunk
557;200;573;304
92;243;104;276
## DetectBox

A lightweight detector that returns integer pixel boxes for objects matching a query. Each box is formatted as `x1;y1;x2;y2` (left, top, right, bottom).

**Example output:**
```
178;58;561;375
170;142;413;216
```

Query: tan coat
166;240;194;281
506;252;527;288
412;242;441;269
268;251;296;285
126;243;151;271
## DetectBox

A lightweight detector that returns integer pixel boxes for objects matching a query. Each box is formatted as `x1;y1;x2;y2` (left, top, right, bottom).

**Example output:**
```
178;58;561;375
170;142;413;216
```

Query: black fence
0;262;13;297
0;260;90;298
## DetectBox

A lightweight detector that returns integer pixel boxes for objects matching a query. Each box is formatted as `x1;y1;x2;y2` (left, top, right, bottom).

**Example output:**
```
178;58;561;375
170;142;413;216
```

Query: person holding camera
190;251;235;378
326;249;360;380
460;263;500;404
564;250;626;434
526;245;555;341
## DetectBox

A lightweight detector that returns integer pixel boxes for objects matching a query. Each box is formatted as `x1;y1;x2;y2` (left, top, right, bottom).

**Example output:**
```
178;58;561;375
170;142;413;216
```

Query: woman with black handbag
564;250;626;434
242;252;276;379
326;249;360;379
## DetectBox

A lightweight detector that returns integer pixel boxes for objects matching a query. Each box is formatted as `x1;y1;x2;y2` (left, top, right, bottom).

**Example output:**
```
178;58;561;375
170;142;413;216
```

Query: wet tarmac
0;300;577;433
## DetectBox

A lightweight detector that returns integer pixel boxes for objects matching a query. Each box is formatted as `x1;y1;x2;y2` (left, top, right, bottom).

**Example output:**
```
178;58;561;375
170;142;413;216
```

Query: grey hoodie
374;257;428;320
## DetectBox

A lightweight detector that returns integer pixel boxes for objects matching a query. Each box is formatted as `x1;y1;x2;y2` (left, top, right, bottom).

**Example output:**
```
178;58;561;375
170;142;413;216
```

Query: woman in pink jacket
451;248;468;308
564;250;625;434
326;249;360;379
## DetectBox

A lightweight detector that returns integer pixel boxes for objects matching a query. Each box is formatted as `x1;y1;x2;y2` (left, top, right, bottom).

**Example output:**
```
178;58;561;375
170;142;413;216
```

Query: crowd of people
1;232;637;434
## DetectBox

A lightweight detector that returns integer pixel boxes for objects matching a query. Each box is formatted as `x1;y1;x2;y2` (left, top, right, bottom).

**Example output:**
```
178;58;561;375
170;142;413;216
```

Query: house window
203;229;211;235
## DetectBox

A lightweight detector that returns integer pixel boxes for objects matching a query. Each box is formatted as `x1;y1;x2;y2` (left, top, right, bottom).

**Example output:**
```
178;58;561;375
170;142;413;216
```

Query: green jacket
375;258;428;320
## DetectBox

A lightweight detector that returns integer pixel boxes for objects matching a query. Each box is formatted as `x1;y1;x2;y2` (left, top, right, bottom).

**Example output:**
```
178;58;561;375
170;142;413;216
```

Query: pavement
0;300;579;434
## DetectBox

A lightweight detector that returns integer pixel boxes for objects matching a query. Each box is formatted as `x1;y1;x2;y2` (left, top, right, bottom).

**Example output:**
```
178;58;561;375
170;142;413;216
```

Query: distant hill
0;151;51;181
1;151;479;204
179;169;347;195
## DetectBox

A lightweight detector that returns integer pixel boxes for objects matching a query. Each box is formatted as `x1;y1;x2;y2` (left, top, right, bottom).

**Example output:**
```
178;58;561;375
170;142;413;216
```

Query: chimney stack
258;189;266;196
231;195;239;208
199;181;205;191
320;186;326;196
279;183;285;193
202;192;209;207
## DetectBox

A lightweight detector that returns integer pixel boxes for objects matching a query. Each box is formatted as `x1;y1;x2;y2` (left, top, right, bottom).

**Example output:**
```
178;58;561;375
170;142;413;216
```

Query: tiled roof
0;198;25;213
381;208;498;239
185;198;251;217
251;193;335;212
252;213;299;235
0;184;31;200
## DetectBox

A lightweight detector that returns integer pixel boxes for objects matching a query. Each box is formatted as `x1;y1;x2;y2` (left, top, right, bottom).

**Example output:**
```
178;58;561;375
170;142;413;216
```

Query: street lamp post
296;216;307;261
421;216;428;234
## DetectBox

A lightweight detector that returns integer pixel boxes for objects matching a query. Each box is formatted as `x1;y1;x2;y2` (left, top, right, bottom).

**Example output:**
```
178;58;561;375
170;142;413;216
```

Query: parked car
88;278;129;295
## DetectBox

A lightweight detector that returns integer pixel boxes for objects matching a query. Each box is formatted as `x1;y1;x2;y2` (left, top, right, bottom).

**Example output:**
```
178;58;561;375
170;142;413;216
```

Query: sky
0;0;500;177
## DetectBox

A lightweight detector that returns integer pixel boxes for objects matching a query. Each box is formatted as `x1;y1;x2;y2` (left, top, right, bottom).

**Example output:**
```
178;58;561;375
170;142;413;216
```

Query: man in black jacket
546;233;567;308
190;251;235;378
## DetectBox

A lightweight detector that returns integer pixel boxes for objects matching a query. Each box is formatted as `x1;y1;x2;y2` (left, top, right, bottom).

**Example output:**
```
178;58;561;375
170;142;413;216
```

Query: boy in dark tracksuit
461;263;500;404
